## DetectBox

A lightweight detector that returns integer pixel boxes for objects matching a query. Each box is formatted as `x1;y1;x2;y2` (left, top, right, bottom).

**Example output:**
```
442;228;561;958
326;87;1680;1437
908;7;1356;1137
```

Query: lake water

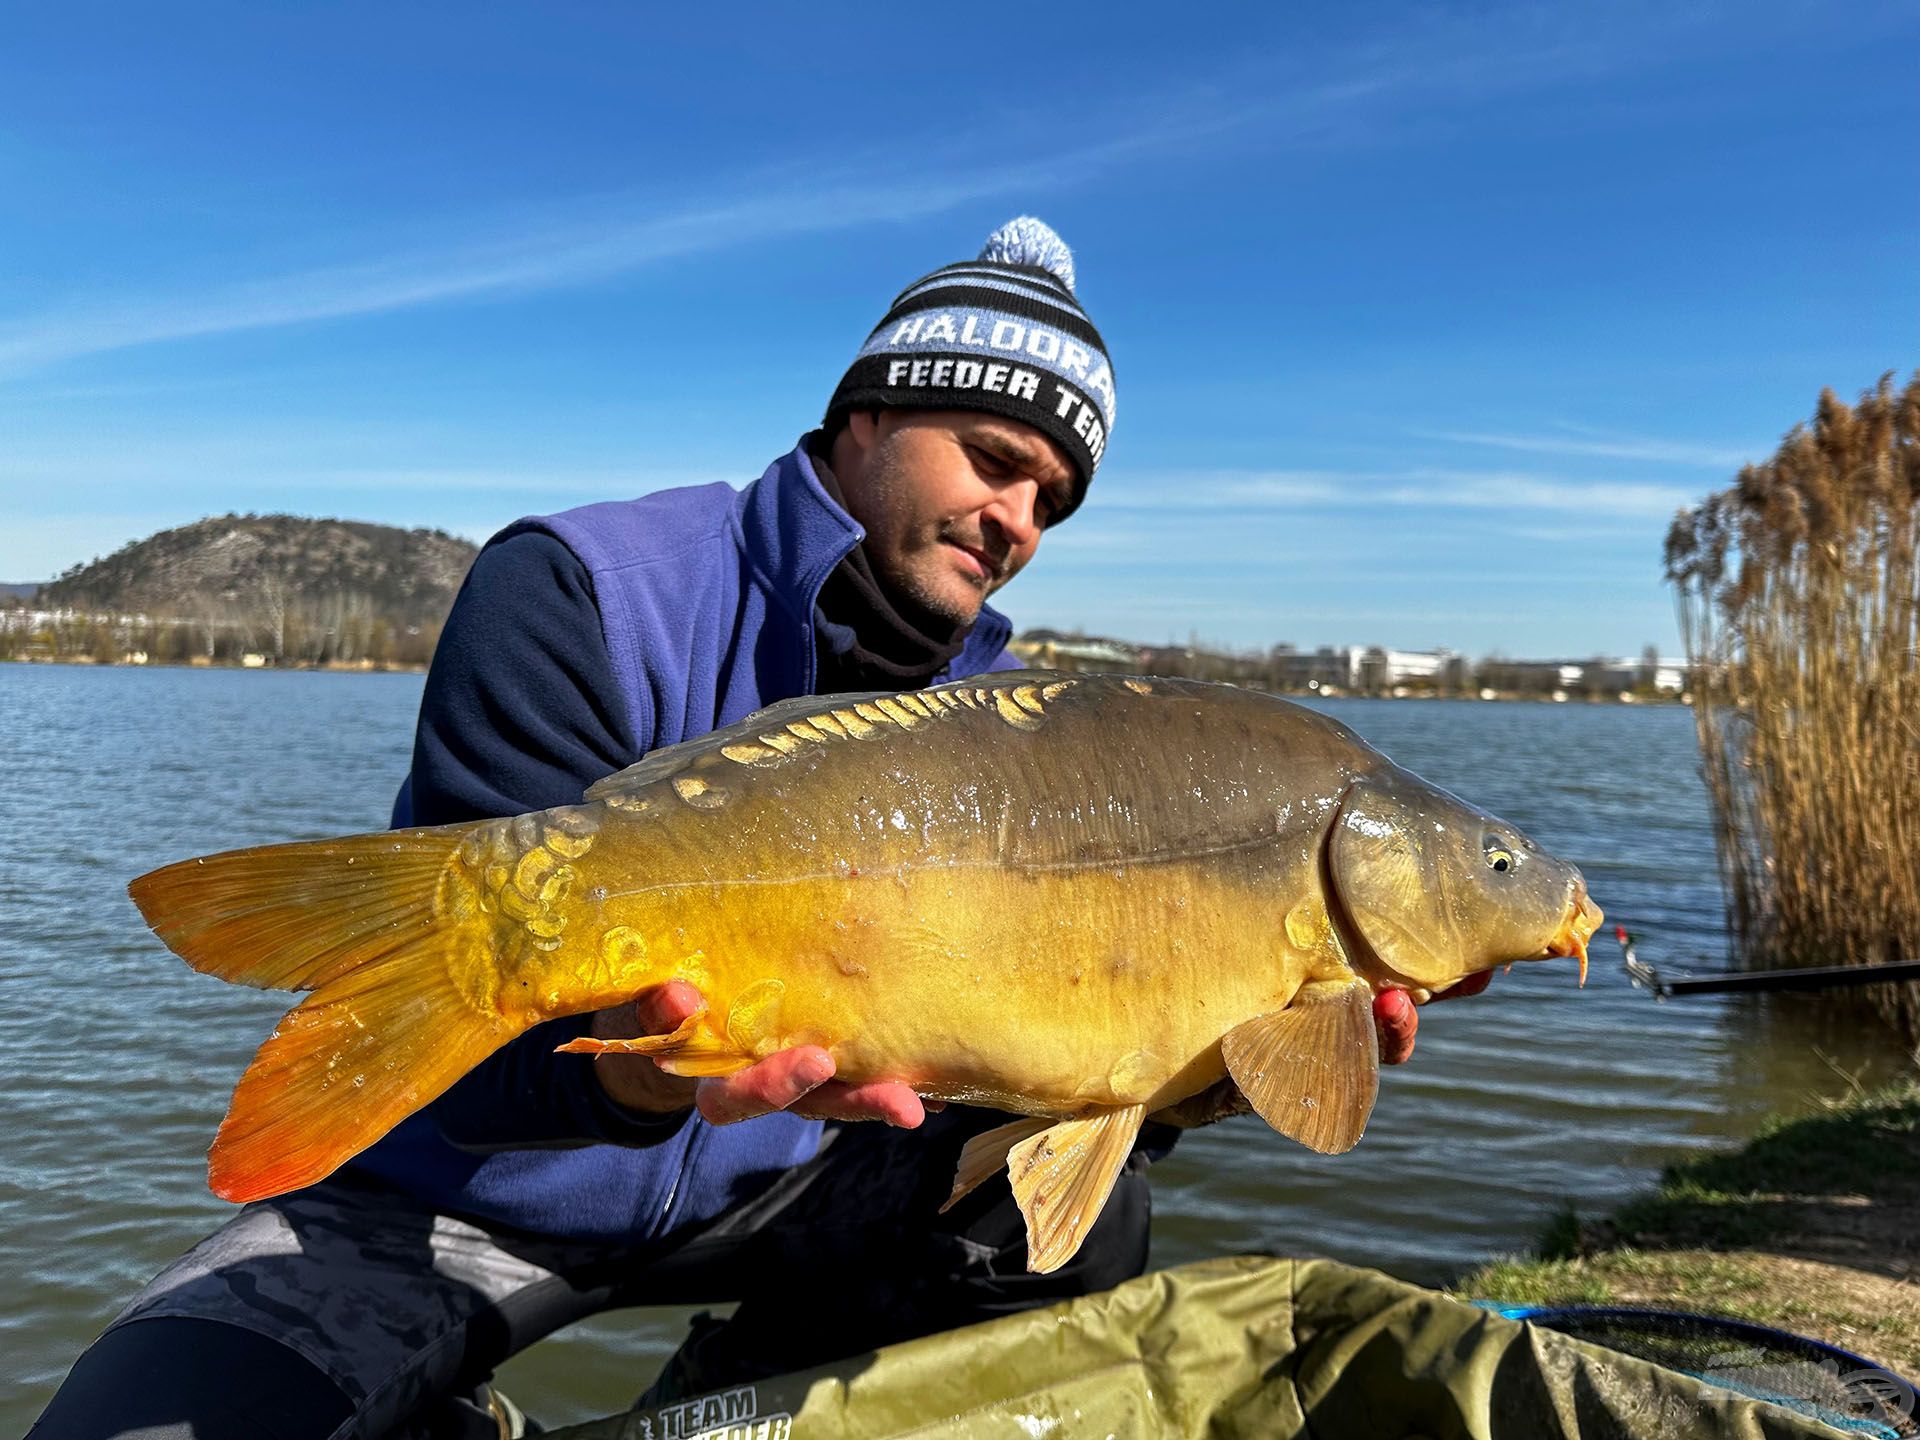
3;664;1911;1433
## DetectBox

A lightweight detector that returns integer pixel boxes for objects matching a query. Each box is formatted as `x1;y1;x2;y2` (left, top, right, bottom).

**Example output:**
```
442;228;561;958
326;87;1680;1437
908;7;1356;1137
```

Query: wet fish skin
129;671;1601;1270
538;675;1370;1117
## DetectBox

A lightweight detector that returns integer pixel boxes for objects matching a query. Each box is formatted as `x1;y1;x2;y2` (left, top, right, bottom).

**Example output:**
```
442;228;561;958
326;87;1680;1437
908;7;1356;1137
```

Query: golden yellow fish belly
534;841;1330;1118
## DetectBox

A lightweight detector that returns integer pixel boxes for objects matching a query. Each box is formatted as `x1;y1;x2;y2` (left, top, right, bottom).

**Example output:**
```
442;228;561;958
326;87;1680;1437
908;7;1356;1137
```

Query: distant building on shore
1479;653;1688;698
1006;630;1690;702
1358;647;1470;695
1268;645;1360;692
1267;645;1467;695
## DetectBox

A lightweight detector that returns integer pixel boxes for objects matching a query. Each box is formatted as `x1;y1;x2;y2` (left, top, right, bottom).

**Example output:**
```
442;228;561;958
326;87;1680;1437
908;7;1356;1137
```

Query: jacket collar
734;438;1013;683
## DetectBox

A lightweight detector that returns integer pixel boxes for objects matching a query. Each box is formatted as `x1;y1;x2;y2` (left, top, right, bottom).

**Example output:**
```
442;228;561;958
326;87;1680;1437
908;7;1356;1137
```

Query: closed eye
967;441;1073;526
967;444;1013;479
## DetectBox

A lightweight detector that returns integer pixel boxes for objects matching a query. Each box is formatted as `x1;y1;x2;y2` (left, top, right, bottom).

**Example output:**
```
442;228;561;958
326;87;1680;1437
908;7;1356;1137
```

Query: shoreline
1455;1078;1920;1380
2;655;429;674
1;654;1686;700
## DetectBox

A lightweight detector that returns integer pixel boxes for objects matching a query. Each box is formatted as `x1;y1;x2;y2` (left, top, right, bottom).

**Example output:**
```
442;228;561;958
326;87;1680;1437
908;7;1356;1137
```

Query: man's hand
1372;970;1493;1065
589;981;933;1128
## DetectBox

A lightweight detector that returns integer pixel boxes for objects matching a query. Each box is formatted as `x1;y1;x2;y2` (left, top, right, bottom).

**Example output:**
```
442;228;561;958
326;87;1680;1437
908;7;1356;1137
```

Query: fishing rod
1616;926;1920;998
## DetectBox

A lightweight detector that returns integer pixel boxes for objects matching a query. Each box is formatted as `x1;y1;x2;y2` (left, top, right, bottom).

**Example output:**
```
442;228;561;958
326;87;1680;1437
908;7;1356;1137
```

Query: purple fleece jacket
350;440;1017;1242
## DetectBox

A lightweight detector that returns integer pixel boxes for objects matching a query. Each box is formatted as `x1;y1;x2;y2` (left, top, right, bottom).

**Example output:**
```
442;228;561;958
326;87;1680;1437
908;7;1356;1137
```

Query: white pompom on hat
978;215;1077;294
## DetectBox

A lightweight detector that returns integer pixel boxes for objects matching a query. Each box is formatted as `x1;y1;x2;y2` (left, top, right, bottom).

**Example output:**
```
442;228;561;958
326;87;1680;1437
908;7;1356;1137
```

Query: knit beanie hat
824;217;1115;522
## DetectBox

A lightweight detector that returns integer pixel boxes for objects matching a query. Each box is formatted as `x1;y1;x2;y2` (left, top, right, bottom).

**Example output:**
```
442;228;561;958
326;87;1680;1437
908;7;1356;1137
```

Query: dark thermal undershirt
806;443;973;692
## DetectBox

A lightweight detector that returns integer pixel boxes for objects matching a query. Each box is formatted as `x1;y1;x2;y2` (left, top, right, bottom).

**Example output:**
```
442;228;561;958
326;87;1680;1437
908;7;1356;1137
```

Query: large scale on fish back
129;671;1602;1274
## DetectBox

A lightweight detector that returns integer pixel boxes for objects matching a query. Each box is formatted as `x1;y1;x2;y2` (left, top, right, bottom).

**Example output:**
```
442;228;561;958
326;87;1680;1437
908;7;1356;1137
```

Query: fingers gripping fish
129;672;1602;1274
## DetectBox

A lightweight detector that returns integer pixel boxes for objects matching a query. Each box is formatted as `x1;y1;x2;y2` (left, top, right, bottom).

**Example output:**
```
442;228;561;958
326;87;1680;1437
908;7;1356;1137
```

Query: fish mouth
1544;882;1604;987
1319;786;1606;993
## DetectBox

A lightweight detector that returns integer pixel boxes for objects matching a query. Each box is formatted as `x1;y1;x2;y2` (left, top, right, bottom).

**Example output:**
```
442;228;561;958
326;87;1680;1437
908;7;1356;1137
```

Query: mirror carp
130;671;1602;1273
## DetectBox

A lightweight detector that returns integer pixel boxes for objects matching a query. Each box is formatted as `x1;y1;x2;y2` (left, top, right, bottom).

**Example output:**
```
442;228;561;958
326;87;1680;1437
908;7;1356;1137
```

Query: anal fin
1007;1104;1146;1275
1221;978;1378;1155
940;1116;1053;1214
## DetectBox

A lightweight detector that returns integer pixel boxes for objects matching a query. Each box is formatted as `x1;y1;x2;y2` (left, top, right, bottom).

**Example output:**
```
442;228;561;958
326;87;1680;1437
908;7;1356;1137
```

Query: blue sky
2;3;1914;656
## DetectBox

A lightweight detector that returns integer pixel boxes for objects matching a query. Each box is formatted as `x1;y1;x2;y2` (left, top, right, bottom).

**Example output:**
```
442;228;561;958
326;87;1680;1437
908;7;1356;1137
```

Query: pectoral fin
1221;979;1378;1155
554;1010;706;1056
940;1116;1053;1214
553;1011;751;1077
1006;1104;1147;1275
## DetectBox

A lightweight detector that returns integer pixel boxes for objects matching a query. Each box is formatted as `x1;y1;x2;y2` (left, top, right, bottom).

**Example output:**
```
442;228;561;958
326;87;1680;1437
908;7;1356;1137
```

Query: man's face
833;409;1078;628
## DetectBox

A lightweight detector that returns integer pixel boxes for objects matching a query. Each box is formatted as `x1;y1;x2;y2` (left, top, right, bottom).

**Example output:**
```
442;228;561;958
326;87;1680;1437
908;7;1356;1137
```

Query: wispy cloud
0;414;740;550
1097;471;1347;510
0;172;1015;377
280;465;730;497
1493;521;1659;545
0;84;1299;381
0;14;1677;380
1383;467;1692;517
1415;425;1757;468
1099;466;1690;518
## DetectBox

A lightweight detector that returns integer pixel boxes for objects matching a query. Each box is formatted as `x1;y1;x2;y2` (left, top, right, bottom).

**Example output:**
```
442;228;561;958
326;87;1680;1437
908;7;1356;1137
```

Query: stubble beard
862;446;989;630
887;528;988;630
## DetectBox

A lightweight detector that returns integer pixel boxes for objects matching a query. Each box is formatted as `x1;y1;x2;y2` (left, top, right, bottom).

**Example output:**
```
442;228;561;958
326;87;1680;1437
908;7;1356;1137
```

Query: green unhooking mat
547;1255;1856;1439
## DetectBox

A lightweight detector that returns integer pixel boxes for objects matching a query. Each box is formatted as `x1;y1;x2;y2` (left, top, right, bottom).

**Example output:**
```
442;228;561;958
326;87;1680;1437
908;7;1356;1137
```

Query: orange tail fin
129;829;522;1201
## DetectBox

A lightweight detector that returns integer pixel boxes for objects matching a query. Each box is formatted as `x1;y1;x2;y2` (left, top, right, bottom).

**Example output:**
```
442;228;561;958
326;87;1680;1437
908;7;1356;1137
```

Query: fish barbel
130;672;1602;1272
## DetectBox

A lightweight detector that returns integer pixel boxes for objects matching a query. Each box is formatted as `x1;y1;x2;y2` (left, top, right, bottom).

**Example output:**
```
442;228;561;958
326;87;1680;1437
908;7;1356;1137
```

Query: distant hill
16;514;479;666
39;514;476;628
0;582;38;603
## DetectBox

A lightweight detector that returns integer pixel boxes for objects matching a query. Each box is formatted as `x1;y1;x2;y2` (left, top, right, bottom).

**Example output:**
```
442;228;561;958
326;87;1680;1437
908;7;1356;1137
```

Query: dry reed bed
1665;373;1920;1045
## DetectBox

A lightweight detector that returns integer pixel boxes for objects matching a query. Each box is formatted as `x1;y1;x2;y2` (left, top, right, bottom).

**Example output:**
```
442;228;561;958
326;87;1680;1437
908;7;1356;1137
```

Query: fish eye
1484;837;1516;873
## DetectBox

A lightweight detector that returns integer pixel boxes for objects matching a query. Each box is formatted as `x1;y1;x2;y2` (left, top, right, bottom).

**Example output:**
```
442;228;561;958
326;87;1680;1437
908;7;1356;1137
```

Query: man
36;218;1450;1440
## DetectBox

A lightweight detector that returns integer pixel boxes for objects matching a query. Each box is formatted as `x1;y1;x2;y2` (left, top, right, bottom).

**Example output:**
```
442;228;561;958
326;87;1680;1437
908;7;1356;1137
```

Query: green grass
1468;1255;1612;1306
1604;1078;1920;1250
1454;1079;1920;1339
1470;1247;1909;1350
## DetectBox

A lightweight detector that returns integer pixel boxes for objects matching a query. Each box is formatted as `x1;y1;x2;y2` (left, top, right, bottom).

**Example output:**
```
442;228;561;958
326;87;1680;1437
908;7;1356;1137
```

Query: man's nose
986;481;1042;549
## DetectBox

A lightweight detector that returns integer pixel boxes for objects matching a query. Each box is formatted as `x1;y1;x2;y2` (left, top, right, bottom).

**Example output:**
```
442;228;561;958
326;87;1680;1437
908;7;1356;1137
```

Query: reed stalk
1664;373;1920;1045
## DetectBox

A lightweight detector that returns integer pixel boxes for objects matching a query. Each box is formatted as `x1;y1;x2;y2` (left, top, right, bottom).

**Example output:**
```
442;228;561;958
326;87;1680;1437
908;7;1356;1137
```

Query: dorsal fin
582;729;732;802
584;672;1081;803
581;688;899;803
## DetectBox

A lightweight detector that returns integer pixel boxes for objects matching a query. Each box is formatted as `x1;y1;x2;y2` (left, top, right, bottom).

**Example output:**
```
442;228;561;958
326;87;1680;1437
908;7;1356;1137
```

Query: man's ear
829;407;879;503
846;410;882;448
831;410;884;495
